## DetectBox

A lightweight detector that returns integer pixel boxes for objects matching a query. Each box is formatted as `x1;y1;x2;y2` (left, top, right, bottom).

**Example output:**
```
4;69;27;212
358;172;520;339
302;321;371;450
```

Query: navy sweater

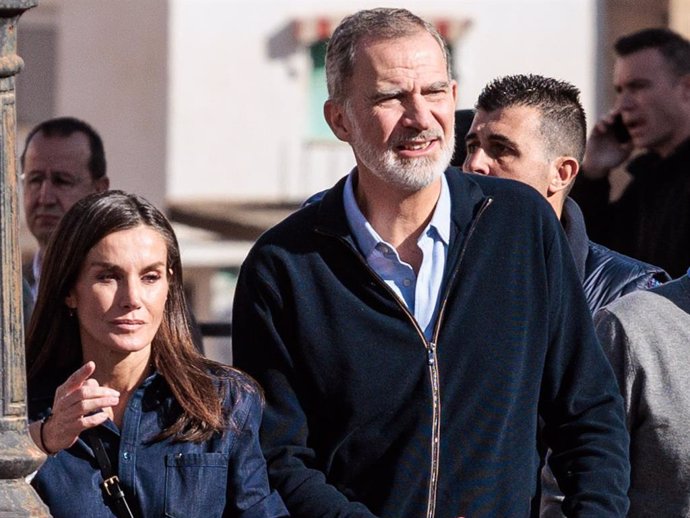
233;169;629;518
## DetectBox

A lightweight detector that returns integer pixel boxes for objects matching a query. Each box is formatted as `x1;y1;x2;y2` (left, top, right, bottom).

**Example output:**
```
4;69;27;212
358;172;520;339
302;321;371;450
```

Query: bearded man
232;8;630;517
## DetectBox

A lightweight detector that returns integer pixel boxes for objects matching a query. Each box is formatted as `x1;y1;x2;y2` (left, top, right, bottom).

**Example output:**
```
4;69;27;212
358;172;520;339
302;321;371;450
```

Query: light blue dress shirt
343;172;450;340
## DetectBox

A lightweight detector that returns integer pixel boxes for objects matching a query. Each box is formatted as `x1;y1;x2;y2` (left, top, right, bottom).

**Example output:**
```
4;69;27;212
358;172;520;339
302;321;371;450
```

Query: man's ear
324;99;352;143
547;156;579;196
94;176;110;192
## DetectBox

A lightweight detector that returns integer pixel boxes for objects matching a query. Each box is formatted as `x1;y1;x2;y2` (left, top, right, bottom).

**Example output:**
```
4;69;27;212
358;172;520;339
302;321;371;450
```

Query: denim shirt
29;371;288;518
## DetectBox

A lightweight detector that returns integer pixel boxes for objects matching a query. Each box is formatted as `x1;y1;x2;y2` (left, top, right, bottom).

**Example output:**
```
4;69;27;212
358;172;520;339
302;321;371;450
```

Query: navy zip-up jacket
233;169;630;517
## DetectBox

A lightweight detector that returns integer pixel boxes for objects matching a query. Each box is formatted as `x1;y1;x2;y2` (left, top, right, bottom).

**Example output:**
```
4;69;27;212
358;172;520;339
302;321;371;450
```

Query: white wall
455;0;597;118
20;0;598;206
22;0;169;208
167;0;597;202
167;0;310;202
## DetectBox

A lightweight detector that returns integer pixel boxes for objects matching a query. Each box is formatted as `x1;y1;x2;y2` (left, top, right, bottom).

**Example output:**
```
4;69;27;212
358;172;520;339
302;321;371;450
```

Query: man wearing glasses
21;117;109;297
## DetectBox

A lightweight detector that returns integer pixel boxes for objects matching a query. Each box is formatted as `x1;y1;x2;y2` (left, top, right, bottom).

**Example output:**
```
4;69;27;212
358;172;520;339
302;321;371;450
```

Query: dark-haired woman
26;190;287;517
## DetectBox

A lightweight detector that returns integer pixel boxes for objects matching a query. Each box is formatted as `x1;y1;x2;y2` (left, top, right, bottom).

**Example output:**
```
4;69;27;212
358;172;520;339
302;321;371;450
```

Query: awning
168;200;301;242
292;15;472;46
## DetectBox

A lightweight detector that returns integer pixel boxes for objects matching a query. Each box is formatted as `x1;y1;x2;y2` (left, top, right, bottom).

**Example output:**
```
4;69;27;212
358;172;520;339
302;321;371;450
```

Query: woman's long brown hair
26;190;257;442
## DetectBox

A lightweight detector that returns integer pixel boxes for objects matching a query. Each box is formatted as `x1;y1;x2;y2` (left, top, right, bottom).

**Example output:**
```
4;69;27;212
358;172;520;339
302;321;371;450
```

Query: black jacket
561;197;670;314
233;170;629;518
572;138;690;278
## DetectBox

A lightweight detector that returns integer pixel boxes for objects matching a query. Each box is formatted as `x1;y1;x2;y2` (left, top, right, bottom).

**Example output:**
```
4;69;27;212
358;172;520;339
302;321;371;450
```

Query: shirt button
123;452;131;461
403;278;412;287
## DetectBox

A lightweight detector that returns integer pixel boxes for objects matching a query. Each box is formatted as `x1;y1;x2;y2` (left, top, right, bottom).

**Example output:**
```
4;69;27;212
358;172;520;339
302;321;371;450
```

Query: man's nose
616;91;635;112
463;148;491;175
37;178;58;204
402;95;433;130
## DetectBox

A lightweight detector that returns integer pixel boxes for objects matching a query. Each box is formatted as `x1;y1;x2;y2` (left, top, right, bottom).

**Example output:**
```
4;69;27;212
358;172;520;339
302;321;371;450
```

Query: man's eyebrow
615;77;652;91
369;80;451;102
26;169;74;176
487;133;516;147
465;132;518;149
369;88;404;102
423;80;451;92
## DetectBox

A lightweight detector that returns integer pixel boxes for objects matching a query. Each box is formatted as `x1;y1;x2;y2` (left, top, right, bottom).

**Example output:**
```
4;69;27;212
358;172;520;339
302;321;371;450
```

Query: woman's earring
68;307;75;318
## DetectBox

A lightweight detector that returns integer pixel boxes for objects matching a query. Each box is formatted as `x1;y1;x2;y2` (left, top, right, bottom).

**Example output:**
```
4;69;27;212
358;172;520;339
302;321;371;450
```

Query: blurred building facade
14;0;689;358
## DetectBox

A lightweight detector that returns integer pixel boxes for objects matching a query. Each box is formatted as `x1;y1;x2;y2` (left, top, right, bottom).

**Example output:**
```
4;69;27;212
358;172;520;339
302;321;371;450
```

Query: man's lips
32;214;61;224
623;116;643;132
395;138;439;156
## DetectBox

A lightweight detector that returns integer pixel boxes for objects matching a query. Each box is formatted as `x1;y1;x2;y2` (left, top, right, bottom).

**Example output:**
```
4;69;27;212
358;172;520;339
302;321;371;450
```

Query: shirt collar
429;174;451;245
32;250;42;292
343;170;379;257
343;170;451;256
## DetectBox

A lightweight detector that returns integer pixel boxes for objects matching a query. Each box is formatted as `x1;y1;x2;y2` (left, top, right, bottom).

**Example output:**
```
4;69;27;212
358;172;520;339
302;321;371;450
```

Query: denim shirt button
123;451;131;461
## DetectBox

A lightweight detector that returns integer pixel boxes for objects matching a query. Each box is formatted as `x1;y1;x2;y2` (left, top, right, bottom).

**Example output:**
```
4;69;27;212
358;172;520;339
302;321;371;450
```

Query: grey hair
325;8;451;103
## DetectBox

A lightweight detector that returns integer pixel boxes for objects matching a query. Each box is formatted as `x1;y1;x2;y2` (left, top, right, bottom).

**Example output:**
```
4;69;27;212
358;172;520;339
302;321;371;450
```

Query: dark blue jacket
233;169;630;517
561;197;670;314
29;371;288;518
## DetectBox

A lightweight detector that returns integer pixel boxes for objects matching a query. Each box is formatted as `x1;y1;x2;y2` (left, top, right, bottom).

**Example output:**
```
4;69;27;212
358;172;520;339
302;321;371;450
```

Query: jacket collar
313;167;490;249
560;197;588;282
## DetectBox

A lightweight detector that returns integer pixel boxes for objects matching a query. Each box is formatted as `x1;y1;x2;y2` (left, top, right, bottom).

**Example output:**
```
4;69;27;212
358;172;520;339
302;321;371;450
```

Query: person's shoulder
209;363;263;408
448;168;553;210
587;241;671;290
253;177;347;248
602;275;687;319
446;169;560;238
254;201;319;246
243;177;349;274
648;273;690;301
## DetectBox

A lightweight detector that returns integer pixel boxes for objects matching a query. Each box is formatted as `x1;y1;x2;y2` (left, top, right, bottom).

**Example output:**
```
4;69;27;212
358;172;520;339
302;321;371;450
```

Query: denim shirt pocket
164;452;229;517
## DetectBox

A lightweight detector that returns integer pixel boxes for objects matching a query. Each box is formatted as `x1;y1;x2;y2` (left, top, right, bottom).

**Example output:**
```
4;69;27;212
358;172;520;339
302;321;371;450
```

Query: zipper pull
427;341;436;366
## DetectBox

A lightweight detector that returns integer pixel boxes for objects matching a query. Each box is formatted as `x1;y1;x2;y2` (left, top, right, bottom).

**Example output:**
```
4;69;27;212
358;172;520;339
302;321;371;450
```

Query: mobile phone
611;114;631;143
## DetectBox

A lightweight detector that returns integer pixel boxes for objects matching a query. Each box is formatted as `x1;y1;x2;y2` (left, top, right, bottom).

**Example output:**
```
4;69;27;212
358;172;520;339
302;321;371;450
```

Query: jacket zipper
315;195;493;518
424;196;493;518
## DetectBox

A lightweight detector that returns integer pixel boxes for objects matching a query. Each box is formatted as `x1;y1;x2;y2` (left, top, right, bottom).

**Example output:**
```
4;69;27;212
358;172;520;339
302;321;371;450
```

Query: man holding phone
573;28;690;278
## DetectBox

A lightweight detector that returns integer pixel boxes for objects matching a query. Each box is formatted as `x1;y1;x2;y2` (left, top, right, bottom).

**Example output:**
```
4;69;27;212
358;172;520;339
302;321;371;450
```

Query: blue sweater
233;169;630;517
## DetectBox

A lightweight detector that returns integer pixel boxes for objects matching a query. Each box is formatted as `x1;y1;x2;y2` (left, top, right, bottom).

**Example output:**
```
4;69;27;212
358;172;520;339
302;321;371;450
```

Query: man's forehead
24;132;92;172
354;31;446;70
26;131;90;156
614;48;674;80
471;105;542;134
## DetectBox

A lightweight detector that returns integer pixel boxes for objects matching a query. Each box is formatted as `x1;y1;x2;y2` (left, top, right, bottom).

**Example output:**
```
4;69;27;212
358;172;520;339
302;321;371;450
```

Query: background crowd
18;6;690;518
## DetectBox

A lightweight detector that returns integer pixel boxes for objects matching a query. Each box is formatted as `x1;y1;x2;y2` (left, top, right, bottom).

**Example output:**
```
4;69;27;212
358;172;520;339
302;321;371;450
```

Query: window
307;40;336;140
